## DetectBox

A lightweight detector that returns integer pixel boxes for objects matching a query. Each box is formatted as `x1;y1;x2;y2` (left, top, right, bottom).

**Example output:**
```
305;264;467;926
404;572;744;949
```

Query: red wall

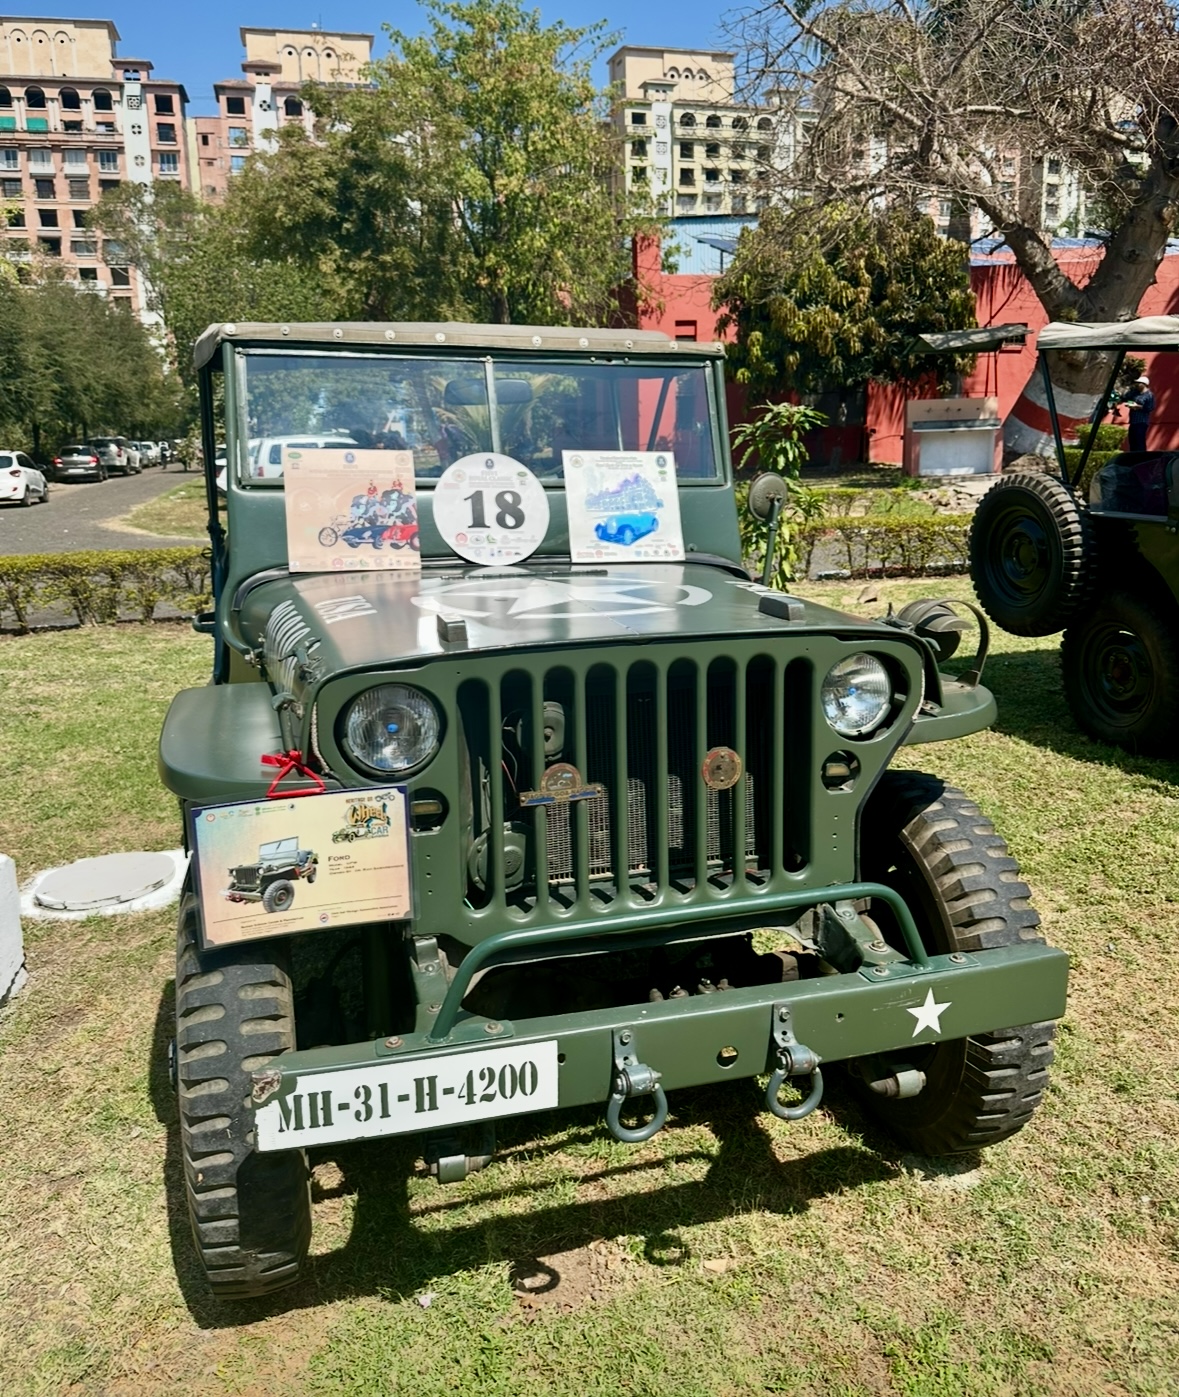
631;236;1179;465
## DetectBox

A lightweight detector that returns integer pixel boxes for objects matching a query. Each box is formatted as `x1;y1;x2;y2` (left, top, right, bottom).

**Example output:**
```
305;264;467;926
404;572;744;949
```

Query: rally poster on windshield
190;788;412;948
284;448;420;573
561;450;685;563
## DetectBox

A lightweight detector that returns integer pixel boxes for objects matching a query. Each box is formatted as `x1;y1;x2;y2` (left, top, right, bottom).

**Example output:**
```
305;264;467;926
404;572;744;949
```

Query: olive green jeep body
159;322;1068;1298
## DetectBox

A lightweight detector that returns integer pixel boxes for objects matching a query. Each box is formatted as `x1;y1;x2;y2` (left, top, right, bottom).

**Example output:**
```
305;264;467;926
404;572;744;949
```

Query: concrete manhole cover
34;851;180;911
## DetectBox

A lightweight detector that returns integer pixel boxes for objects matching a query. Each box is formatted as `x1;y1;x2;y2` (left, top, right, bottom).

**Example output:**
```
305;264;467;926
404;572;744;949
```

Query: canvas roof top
1037;316;1179;351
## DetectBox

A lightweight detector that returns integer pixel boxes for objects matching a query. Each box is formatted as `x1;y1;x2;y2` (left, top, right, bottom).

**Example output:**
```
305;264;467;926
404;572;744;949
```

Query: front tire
175;889;310;1298
857;772;1055;1155
1061;588;1179;754
262;879;295;914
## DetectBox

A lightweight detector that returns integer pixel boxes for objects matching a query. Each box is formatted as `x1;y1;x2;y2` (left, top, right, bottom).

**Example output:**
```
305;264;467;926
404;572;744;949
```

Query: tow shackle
605;1028;668;1144
765;1004;824;1123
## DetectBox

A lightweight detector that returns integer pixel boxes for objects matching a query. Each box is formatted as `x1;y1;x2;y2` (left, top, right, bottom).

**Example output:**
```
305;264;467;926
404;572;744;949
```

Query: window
110;266;130;287
732;195;747;214
230;154;246;174
38;209;58;228
104;239;126;264
78;267;97;281
1002;156;1015;174
674;320;698;341
158;152;178;175
704;167;720;183
732;116;749;132
0;87;10;108
1045;202;1060;221
225;95;246;116
28;148;51;171
33;178;54;199
154;93;174;115
98;151;118;172
705;114;721;129
6;208;23;227
95;121;115;135
703;195;722;211
630;111;647;125
156;123;176;145
705;142;720;158
70;238;96;257
37;236;60;255
679;112;695;128
1047;157;1061;176
679;142;694;158
676;194;696;211
679;168;695;186
730;169;745;184
284;96;303;117
228;127;247;146
63;149;86;168
73;210;88;228
98;178;119;191
631;139;647;157
0;149;16;169
756;145;770;162
24;86;46;109
1;178;19;197
200;132;210;146
938;199;953;218
60;87;80;110
757;117;772;132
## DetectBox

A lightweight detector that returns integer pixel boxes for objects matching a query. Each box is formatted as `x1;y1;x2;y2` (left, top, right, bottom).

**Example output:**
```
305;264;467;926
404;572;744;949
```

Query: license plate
254;1040;559;1151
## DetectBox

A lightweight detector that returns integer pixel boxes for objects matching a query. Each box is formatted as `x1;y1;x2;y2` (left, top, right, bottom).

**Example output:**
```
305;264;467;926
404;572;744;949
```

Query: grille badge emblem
519;762;604;807
701;747;743;790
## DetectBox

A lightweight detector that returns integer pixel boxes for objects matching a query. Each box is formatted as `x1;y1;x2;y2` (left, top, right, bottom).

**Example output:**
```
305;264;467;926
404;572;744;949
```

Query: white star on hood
906;988;951;1037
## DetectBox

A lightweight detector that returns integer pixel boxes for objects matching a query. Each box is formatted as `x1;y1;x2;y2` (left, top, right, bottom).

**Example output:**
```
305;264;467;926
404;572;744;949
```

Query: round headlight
821;654;892;738
342;684;441;775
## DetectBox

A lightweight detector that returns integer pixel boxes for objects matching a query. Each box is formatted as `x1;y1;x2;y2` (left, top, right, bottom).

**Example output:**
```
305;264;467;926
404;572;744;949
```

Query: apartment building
0;17;188;313
191;27;372;201
608;46;816;219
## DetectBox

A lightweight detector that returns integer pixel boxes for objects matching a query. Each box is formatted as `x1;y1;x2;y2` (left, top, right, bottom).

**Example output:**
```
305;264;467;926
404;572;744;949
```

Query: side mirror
748;471;789;521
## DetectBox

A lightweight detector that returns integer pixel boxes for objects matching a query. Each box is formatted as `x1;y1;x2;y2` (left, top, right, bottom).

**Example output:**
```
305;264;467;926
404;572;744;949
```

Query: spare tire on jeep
969;472;1096;636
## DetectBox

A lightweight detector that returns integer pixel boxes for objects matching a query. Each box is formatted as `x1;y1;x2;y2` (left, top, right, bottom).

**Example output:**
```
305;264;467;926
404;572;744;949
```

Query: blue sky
20;2;736;115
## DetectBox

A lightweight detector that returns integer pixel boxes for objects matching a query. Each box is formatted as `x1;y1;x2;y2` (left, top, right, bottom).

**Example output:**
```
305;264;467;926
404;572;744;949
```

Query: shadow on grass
953;645;1179;784
148;986;904;1328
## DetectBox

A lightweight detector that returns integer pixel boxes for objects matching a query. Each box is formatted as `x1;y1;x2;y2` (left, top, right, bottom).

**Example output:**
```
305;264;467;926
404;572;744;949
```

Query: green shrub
1060;449;1121;498
794;515;973;579
1075;422;1127;452
0;547;211;634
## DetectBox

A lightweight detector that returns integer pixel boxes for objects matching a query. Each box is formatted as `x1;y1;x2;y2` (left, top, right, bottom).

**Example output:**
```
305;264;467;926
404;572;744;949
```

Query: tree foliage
714;204;976;397
228;0;647;325
734;0;1179;342
0;269;183;456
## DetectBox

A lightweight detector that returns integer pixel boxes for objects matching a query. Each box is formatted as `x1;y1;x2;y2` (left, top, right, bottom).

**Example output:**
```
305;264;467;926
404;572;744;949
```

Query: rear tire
1061;588;1179;754
175;888;310;1298
969;472;1095;636
857;772;1055;1156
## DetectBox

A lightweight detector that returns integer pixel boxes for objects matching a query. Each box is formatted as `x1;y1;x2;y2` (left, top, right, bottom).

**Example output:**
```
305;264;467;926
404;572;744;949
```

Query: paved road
0;465;206;555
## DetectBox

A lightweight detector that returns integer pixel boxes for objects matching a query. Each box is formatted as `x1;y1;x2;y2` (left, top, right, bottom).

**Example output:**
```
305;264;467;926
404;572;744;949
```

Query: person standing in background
1122;375;1155;452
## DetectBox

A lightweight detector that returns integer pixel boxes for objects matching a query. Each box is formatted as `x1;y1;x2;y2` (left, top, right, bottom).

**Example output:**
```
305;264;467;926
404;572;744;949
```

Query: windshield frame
228;346;728;489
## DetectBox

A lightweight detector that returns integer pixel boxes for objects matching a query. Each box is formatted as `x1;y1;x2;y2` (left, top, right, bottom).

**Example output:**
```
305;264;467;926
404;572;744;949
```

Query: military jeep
224;836;318;914
160;322;1068;1299
970;316;1179;753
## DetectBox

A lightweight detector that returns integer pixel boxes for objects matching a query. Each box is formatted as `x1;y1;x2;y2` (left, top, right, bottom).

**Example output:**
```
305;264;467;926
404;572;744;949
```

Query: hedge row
0;548;212;633
795;514;973;578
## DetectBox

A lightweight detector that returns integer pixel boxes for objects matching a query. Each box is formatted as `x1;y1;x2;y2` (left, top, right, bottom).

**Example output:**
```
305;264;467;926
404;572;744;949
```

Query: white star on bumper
906;988;951;1037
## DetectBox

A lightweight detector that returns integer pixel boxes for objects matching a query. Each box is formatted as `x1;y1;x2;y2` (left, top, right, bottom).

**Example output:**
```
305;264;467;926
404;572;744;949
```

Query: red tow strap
260;749;326;799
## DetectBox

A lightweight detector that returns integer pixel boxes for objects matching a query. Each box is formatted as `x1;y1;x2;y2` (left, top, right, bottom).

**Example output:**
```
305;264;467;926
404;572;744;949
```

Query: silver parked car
0;451;49;504
53;443;106;482
90;436;141;476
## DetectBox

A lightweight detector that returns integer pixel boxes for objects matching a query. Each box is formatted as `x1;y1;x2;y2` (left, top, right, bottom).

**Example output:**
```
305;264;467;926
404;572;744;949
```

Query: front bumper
251;938;1068;1153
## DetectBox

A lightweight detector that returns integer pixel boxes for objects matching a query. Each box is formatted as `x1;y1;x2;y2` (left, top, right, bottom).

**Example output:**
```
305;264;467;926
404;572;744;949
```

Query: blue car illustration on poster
594;512;660;546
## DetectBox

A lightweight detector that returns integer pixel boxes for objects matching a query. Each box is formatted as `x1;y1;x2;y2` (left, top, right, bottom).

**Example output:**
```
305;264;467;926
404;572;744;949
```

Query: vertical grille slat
613;667;631;903
572;678;592;907
528;670;548;898
487;678;506;898
693;663;709;889
732;661;747;885
654;665;671;890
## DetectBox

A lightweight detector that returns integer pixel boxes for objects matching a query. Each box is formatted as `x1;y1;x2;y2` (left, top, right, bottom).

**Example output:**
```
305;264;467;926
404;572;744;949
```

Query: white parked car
215;434;355;493
134;440;160;466
0;451;49;505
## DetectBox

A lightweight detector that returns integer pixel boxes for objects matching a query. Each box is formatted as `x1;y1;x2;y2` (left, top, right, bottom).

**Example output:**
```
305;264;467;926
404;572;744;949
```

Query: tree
732;0;1179;450
91;184;330;385
714;203;976;399
230;0;649;325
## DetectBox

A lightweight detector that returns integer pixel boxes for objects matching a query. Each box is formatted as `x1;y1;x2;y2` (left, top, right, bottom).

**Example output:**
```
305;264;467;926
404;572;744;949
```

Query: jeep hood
237;563;886;680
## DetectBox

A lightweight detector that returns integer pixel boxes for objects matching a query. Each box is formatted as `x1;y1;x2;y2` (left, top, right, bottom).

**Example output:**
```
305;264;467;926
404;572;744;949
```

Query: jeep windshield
235;351;720;485
259;837;299;859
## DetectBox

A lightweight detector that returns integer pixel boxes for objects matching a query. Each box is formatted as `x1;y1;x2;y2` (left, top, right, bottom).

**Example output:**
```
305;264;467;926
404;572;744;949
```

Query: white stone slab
22;849;189;921
0;853;25;1005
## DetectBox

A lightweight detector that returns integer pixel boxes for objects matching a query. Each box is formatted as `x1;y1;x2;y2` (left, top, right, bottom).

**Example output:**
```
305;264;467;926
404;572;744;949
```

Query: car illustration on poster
594;512;660;546
223;836;318;914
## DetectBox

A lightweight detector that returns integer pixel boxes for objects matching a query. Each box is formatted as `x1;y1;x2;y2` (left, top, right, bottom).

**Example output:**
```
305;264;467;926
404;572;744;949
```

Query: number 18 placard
432;452;551;564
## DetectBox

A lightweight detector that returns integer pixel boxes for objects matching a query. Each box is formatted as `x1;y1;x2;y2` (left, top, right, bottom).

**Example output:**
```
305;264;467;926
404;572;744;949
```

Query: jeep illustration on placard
159;321;1069;1300
223;836;318;914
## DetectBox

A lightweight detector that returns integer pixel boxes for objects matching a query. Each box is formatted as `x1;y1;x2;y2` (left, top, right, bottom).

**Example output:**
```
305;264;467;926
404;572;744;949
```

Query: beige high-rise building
192;27;372;202
608;46;813;219
0;17;189;314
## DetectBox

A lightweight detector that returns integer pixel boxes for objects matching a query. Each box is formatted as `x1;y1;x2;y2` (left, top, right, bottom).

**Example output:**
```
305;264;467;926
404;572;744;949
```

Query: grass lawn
1;585;1178;1396
122;479;209;540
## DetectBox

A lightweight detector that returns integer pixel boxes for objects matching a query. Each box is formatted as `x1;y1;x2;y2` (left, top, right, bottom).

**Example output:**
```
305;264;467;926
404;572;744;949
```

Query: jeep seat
1090;451;1179;516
